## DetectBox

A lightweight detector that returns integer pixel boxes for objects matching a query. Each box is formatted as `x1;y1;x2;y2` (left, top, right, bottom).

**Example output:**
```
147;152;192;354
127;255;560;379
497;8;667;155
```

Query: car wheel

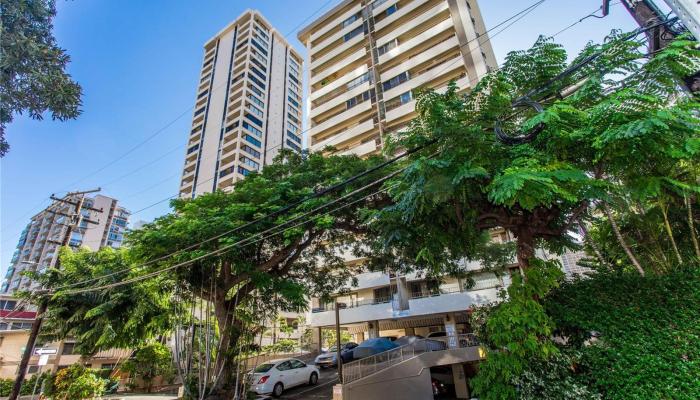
309;372;319;385
272;382;284;397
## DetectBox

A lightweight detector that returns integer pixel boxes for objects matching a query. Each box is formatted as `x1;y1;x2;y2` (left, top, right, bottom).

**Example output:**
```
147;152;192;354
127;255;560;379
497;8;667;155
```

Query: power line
42;0;570;292
56;168;406;295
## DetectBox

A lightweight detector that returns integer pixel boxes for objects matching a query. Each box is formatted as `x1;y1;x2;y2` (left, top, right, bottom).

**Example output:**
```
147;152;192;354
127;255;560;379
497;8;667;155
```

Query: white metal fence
341;333;479;383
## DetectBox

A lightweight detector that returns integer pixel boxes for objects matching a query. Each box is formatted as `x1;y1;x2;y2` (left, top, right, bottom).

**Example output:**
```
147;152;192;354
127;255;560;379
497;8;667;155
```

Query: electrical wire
57;176;402;295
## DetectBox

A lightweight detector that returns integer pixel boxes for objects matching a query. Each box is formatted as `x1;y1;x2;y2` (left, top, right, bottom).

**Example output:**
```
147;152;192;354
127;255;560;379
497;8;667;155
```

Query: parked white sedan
249;358;320;397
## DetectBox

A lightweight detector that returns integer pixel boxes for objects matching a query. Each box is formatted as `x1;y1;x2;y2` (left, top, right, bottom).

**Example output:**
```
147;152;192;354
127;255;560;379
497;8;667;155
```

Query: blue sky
0;0;638;273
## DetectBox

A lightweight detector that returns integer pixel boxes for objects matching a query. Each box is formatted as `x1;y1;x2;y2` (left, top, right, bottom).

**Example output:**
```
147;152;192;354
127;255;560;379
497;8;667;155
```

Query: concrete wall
342;347;482;400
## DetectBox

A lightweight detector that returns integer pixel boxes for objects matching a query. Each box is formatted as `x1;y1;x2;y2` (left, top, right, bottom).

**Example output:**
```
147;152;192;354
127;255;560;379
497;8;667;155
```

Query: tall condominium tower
298;0;497;156
180;10;305;198
2;194;130;293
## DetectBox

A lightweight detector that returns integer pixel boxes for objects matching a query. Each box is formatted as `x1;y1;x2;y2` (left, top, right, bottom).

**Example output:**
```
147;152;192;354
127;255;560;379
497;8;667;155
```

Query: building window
343;24;364;42
240;156;260;170
286;139;301;152
187;144;199;154
377;39;398;56
219;167;235;178
244;135;261;148
342;13;359;28
0;300;17;310
251;66;266;80
241;144;261;158
238;166;252;176
382;72;410;91
247;94;265;108
28;366;39;374
384;91;413;112
248;74;266;91
287;132;301;144
288;113;299;124
62;343;76;355
244;113;263;128
242;121;263;137
247;103;264;118
385;4;398;15
287;95;299;108
249;84;264;98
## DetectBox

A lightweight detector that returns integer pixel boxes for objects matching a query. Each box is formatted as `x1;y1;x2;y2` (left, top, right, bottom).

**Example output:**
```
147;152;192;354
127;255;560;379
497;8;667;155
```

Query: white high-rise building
2;194;130;293
180;10;305;198
297;0;497;156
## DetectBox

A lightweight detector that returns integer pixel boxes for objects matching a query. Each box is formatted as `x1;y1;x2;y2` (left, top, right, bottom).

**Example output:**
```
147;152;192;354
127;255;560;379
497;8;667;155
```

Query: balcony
374;0;430;32
377;2;449;49
309;286;500;327
383;54;463;100
380;36;459;81
309;3;363;43
312;64;370;102
311;48;368;88
310;81;372;119
312;18;364;58
311;33;365;72
311;119;375;152
309;100;373;139
339;139;379;157
378;18;454;65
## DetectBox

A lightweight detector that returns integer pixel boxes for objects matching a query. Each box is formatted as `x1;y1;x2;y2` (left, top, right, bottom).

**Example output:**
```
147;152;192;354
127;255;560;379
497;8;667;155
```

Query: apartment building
1;194;130;293
298;0;497;156
0;294;131;380
180;10;305;198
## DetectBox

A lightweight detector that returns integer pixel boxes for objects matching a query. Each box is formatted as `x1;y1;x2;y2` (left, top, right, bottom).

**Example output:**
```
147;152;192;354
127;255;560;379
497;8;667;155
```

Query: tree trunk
685;194;700;259
660;203;683;264
601;201;645;276
578;220;610;269
204;297;240;400
514;228;536;271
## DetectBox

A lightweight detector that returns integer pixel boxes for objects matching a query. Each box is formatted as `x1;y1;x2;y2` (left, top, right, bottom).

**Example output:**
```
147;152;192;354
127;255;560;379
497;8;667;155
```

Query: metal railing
341;333;479;384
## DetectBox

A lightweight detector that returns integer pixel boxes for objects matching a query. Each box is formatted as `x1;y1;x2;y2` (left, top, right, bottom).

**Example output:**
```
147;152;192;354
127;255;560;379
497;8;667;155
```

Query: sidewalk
1;394;177;400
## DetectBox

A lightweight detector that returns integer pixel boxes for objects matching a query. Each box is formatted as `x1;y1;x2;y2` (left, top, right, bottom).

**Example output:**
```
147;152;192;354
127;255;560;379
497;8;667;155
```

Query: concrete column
443;313;458;348
354;331;365;343
367;321;380;338
313;327;322;353
452;364;470;399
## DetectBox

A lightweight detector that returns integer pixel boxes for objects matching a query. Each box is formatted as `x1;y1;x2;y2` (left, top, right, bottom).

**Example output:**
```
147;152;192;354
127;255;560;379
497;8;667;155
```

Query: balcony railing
342;333;479;383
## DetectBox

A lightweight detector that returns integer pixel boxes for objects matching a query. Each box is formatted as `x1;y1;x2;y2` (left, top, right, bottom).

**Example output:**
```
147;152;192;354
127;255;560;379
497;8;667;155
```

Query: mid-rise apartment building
180;10;305;198
1;194;130;293
298;0;497;156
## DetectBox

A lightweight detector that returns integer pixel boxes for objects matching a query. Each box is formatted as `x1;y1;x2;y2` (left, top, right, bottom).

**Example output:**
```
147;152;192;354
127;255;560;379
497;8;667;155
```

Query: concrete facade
2;194;129;293
298;0;497;156
180;10;304;198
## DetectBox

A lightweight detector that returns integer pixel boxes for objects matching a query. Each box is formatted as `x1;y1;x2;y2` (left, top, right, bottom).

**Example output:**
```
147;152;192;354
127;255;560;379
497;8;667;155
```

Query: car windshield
254;363;274;373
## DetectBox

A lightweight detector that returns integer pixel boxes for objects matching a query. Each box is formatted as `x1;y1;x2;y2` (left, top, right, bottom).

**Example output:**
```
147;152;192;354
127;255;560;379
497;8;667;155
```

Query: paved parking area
279;367;337;400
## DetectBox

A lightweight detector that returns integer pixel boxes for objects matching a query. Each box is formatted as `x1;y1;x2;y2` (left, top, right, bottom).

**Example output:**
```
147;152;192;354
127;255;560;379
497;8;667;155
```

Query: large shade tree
125;151;388;399
366;32;699;399
0;0;82;156
368;32;700;276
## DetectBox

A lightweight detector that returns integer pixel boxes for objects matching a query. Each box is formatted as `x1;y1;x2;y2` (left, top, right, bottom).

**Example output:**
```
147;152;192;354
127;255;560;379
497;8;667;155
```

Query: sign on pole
34;348;57;356
37;355;49;366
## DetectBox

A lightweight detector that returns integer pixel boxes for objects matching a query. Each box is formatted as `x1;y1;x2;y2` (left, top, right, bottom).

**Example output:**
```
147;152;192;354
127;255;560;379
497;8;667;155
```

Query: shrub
546;267;700;400
47;364;105;400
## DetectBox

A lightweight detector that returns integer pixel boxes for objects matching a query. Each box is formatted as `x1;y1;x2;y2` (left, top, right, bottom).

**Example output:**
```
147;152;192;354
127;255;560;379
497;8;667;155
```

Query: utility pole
334;301;343;383
9;188;101;400
619;0;700;92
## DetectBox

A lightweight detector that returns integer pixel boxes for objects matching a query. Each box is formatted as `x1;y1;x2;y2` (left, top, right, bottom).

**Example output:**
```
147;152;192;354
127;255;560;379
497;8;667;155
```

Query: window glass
290;360;306;369
276;361;292;371
254;363;274;373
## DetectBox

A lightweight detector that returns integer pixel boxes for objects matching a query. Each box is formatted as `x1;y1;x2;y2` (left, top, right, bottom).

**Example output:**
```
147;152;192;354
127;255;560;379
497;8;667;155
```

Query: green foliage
31;247;176;355
0;373;51;396
45;364;106;400
514;350;601;400
123;150;385;396
471;259;563;400
546;267;700;400
0;0;83;156
122;342;175;393
369;32;699;277
262;338;297;354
